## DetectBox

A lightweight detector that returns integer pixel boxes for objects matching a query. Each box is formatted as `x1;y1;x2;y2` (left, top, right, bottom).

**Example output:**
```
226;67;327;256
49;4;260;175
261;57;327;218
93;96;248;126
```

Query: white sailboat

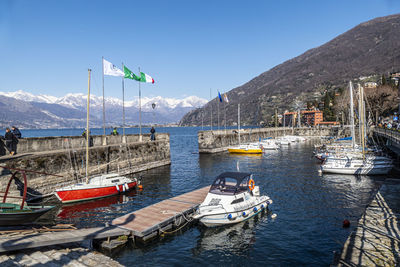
320;82;393;175
228;104;263;154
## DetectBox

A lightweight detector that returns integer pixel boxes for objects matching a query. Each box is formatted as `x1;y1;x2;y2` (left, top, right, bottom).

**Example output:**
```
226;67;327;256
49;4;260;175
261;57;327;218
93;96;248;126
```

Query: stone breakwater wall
0;133;168;156
0;133;170;197
198;127;343;153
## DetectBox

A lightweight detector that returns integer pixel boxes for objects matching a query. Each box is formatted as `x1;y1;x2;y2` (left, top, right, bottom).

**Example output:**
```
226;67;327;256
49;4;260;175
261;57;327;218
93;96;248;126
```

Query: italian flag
140;72;155;83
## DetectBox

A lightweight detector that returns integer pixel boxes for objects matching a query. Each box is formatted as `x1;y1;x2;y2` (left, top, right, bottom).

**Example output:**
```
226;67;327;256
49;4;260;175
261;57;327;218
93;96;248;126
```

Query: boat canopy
209;172;252;195
336;137;352;141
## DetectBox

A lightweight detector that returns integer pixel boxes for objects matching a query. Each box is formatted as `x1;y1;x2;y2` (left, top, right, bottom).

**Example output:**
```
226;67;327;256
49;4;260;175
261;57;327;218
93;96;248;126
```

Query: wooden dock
112;186;210;241
0;226;129;253
0;186;210;253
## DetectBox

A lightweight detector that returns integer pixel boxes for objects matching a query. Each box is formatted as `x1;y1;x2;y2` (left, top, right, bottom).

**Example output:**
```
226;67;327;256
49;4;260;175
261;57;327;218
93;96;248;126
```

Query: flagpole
122;63;125;136
224;93;227;134
139;67;142;141
102;57;106;136
217;91;220;131
210;88;212;131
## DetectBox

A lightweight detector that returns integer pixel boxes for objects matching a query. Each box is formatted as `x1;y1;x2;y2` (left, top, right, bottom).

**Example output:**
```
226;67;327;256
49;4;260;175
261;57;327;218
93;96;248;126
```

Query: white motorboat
193;172;272;227
276;138;291;146
257;139;280;150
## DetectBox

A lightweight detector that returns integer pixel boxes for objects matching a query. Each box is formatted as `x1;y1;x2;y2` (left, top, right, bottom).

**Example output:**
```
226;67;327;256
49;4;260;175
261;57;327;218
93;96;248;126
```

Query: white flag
103;58;124;77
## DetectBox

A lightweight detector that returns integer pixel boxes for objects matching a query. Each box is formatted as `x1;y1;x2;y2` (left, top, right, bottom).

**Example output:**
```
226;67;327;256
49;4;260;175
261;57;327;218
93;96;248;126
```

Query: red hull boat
55;174;137;203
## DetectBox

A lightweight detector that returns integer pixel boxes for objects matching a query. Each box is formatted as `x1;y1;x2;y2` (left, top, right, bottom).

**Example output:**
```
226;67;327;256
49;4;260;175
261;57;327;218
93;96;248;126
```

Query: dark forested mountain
180;14;400;126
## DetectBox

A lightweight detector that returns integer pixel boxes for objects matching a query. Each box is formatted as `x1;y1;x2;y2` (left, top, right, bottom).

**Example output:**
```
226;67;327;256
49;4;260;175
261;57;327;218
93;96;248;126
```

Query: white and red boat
55;69;137;203
55;173;137;203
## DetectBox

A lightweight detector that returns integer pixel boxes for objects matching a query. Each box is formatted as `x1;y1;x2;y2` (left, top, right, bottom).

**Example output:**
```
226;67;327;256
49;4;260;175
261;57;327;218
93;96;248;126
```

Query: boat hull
228;148;262;154
0;206;55;226
55;181;137;203
198;200;269;227
321;166;392;175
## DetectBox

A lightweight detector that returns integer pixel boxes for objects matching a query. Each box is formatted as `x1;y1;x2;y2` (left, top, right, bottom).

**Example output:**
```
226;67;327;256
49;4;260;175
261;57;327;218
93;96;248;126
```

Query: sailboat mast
210;88;213;131
349;81;356;149
360;84;365;161
122;63;125;136
86;69;91;183
283;113;286;135
102;57;106;136
139;67;142;141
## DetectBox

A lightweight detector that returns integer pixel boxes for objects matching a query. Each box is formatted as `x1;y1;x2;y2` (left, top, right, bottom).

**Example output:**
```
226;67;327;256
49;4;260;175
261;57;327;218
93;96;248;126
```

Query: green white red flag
140;72;155;83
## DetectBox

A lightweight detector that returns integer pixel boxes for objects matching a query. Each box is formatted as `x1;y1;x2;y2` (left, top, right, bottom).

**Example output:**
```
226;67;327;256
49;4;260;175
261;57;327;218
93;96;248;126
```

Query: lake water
24;127;385;266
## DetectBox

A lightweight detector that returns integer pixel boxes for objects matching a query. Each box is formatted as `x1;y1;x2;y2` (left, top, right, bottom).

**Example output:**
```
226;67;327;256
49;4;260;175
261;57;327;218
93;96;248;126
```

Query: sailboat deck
112;186;210;237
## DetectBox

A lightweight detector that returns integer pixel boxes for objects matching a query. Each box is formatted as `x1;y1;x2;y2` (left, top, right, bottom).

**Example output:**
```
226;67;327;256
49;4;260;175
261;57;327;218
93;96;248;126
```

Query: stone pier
198;126;340;153
0;133;171;198
336;179;400;266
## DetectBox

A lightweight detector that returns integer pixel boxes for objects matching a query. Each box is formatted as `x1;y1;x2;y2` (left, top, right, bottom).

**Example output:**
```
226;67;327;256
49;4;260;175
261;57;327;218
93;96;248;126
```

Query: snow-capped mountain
0;90;207;128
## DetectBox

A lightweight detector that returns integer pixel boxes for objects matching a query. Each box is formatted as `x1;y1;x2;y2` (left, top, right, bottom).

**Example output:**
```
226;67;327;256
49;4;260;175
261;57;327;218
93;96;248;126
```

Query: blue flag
218;91;223;102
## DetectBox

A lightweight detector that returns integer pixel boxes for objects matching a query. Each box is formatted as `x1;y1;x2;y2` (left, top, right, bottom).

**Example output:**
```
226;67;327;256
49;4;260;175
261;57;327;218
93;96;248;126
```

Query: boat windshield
209;172;251;195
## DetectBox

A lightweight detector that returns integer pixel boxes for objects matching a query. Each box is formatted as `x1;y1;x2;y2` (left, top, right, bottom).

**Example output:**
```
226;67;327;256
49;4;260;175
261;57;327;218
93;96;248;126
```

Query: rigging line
364;94;385;148
65;138;78;181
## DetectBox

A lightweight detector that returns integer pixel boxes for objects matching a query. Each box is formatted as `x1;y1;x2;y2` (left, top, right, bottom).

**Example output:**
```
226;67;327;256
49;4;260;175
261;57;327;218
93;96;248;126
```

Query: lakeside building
283;110;337;126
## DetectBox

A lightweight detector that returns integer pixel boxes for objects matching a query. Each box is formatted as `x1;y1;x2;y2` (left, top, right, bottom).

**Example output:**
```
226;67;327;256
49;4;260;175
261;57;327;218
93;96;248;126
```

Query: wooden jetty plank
113;200;195;234
112;186;210;237
0;226;130;253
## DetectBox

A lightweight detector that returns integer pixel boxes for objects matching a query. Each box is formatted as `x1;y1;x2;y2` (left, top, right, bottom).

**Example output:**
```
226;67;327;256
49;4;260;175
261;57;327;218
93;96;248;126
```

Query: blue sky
1;0;400;101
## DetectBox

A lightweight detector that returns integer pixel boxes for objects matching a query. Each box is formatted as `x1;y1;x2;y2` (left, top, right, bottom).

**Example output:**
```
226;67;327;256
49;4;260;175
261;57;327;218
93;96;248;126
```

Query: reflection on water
55;165;172;228
34;127;390;266
193;211;270;256
57;191;136;219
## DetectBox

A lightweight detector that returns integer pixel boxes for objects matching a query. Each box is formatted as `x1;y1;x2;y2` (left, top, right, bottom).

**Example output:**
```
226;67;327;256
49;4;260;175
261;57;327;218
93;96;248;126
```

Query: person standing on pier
11;126;21;139
4;128;17;155
82;129;93;147
111;127;119;136
150;127;156;141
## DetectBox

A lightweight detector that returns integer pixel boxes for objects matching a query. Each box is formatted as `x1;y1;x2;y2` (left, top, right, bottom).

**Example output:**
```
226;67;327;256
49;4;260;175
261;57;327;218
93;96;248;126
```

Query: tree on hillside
332;87;350;125
322;91;336;121
364;85;398;124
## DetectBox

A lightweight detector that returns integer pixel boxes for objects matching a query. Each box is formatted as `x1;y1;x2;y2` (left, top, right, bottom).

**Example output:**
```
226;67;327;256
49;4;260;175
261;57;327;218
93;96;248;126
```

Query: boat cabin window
231;197;244;204
209;174;251;195
111;179;120;183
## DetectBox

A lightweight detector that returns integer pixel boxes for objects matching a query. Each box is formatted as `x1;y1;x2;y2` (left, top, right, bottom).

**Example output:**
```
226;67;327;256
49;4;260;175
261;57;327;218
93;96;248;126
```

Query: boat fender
115;184;120;192
260;204;265;209
227;214;233;220
268;200;273;204
343;219;350;228
253;207;258;213
125;183;129;191
242;211;247;217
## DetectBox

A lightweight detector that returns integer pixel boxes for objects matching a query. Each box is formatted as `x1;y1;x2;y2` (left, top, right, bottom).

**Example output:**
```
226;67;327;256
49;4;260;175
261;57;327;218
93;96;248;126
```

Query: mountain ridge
0;90;207;128
180;14;400;126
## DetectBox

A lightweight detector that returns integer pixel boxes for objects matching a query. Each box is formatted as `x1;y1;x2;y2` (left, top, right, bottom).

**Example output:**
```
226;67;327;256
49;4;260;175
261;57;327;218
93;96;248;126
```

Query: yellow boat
228;144;262;154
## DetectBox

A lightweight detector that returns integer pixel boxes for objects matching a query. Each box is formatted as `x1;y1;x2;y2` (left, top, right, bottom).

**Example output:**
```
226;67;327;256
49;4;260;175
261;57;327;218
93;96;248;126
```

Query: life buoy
248;179;255;191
